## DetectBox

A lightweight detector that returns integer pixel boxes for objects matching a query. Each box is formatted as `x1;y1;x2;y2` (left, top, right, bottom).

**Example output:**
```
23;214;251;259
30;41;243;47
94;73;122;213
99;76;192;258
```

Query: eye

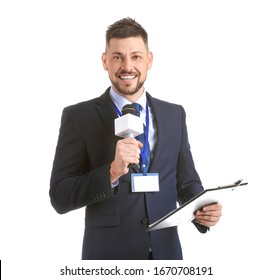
113;56;122;61
132;55;142;60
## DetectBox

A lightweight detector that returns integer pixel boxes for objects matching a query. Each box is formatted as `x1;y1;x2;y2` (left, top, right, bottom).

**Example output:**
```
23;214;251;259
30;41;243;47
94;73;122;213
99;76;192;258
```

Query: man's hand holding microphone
110;104;144;184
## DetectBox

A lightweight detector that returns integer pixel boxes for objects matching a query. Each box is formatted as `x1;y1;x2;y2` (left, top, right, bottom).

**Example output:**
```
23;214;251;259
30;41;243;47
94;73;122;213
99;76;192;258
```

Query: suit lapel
95;87;118;136
146;93;165;172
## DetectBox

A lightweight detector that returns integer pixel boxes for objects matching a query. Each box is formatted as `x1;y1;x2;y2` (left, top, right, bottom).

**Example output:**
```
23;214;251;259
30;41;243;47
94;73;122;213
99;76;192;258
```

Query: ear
147;51;153;70
101;53;108;71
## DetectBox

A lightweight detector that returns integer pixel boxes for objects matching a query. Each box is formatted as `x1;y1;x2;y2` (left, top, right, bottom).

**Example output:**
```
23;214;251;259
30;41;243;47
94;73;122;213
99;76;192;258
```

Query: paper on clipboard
148;180;247;231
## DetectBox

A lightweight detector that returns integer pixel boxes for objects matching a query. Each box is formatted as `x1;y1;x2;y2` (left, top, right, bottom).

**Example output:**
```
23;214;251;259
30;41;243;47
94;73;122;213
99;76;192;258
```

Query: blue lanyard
114;104;122;117
142;100;150;174
114;100;150;174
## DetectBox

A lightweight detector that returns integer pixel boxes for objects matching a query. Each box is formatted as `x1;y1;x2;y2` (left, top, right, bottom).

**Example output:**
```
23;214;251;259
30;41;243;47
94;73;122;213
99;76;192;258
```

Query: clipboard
148;179;247;231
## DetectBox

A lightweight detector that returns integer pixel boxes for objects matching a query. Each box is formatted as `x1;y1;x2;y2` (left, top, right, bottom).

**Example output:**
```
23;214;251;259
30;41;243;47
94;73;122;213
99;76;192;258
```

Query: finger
195;210;222;219
125;154;140;165
122;137;140;145
202;203;222;212
195;215;221;227
122;138;143;150
118;141;141;155
196;213;221;221
137;140;143;148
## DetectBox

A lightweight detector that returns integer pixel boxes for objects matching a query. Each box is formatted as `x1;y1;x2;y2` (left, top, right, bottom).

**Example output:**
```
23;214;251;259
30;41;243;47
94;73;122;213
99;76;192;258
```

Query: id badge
131;173;160;192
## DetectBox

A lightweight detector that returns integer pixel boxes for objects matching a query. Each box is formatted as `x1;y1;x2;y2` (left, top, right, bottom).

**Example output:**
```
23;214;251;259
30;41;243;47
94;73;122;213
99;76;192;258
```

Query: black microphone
121;104;136;116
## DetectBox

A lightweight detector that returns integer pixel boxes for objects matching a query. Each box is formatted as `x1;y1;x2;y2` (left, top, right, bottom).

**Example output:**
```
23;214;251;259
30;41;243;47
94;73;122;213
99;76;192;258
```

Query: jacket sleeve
49;106;116;214
176;106;208;233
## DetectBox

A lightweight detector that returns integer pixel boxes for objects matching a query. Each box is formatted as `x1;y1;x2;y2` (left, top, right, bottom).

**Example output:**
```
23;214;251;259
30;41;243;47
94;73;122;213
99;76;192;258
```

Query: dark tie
132;103;151;174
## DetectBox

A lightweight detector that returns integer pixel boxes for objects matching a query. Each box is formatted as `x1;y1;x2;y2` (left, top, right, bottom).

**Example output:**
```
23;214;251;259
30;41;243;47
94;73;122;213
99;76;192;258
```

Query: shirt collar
109;87;147;113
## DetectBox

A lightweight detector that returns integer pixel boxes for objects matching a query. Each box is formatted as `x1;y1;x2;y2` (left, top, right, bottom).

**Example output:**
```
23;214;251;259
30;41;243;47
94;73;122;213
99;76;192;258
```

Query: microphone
114;104;143;138
121;104;137;116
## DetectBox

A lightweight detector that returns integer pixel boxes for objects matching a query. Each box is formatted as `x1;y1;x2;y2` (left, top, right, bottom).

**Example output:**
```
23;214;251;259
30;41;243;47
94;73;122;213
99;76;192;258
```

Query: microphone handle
123;133;137;168
123;133;135;138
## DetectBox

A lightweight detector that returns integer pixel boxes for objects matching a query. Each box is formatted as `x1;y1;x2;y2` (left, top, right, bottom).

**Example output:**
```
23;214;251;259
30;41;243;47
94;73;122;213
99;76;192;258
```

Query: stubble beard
112;80;145;96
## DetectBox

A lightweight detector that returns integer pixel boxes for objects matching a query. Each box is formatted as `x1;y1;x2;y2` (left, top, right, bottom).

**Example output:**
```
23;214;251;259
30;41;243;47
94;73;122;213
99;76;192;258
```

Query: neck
113;87;145;103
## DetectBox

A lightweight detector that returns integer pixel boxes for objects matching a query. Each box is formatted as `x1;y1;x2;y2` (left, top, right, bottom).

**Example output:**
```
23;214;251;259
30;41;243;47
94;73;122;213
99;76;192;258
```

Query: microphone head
115;104;143;138
121;104;136;116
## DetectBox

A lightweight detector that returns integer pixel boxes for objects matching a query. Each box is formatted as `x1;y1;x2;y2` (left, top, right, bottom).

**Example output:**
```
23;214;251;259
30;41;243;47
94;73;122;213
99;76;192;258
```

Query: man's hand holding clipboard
148;179;248;231
194;202;223;227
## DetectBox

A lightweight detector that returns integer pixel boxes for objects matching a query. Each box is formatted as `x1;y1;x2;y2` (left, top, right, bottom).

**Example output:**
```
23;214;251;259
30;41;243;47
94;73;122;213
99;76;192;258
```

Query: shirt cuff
111;180;119;189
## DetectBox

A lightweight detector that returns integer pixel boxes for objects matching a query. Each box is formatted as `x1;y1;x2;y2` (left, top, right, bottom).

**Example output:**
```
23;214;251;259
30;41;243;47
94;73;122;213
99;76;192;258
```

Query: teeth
120;75;135;80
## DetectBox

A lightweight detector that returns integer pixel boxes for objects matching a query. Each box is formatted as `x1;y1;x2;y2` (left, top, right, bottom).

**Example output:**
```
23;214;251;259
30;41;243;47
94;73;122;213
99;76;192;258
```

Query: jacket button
141;218;149;225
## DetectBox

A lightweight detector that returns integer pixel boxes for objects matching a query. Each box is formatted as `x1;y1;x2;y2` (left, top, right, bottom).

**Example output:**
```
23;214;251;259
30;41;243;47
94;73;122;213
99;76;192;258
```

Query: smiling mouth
119;75;137;80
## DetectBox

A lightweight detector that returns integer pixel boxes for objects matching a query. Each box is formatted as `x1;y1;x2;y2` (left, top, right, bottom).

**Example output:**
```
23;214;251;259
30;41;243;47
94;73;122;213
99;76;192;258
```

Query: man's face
102;37;153;99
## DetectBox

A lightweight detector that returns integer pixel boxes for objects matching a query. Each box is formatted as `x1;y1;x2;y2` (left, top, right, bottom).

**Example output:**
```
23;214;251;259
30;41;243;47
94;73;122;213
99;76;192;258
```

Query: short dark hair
105;17;148;50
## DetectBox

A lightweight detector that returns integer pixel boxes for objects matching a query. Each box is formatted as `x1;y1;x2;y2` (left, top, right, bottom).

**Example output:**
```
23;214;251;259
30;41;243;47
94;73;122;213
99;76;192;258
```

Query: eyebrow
110;51;144;56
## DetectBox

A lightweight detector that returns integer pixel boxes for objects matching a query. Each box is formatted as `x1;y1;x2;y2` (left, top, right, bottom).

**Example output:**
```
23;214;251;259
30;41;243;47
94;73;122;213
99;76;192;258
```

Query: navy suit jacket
50;87;207;260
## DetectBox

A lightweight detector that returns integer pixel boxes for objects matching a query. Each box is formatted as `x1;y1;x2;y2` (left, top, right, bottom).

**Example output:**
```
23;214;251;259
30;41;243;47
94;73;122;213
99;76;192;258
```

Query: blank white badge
131;173;160;192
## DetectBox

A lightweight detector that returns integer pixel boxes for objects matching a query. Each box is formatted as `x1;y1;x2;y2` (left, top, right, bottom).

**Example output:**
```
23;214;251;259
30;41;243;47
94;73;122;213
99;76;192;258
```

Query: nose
120;57;133;72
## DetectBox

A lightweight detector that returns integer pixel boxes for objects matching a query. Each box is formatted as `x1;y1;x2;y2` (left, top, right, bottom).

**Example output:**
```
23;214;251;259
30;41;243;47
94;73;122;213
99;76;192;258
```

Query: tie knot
132;103;142;117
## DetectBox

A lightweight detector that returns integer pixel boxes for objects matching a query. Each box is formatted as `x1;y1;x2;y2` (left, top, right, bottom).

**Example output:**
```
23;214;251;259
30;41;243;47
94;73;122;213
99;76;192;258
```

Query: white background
1;0;270;279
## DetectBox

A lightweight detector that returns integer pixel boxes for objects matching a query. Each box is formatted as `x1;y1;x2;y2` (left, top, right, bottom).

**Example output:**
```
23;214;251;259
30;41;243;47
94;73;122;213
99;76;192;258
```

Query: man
50;17;222;260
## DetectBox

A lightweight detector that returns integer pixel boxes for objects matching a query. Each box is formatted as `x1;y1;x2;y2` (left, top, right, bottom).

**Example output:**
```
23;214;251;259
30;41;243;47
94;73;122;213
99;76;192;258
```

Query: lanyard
114;100;150;174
